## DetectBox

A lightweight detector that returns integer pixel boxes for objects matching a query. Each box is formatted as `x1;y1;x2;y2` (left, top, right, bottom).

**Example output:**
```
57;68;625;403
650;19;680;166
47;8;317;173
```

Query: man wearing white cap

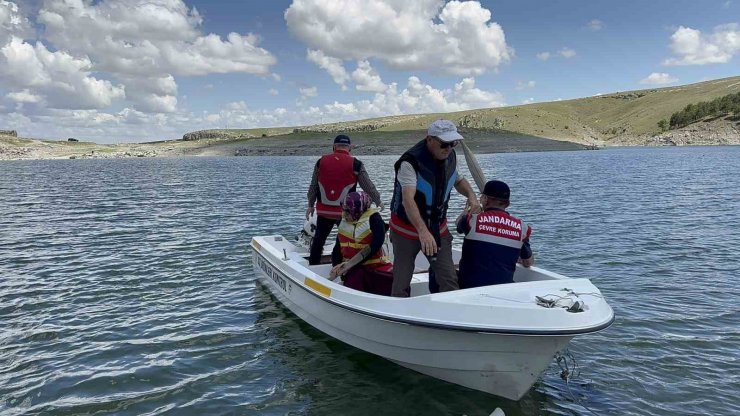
388;119;481;297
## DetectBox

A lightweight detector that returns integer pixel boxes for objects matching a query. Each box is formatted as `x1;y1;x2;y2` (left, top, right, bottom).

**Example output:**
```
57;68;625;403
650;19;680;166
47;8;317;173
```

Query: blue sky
0;0;738;143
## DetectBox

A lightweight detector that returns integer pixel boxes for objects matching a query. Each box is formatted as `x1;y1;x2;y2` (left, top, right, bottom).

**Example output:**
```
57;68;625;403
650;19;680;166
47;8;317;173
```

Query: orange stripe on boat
304;277;332;297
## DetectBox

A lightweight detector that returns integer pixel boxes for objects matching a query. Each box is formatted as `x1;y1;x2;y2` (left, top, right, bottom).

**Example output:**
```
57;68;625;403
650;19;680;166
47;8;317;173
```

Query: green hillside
187;76;740;145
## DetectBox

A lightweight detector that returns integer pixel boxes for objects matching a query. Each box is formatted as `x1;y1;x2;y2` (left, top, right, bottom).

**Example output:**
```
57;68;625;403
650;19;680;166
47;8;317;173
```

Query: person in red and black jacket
306;134;383;265
456;180;534;288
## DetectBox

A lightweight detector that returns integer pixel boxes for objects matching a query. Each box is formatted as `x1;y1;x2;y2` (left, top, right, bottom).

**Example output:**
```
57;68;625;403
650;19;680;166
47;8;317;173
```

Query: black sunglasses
437;138;459;149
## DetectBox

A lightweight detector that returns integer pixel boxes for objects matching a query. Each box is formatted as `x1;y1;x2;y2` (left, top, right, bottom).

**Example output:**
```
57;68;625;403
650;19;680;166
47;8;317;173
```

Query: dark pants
309;215;341;265
343;266;394;296
390;230;458;297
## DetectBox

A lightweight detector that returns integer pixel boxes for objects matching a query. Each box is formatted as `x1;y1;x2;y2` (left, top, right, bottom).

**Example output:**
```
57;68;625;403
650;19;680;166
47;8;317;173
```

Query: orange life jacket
316;149;357;219
337;208;392;270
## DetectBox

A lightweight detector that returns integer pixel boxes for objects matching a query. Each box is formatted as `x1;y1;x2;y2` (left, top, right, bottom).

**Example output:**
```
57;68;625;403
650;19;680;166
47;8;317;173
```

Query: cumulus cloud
116;75;178;113
307;49;350;89
0;37;126;109
639;72;678;85
0;0;31;43
663;24;740;65
286;0;512;76
38;0;276;76
352;60;387;92
269;88;279;96
559;47;577;58
522;98;535;104
537;48;576;61
210;75;505;128
299;86;318;98
6;89;41;103
0;0;277;115
588;19;603;31
516;80;536;90
1;75;506;142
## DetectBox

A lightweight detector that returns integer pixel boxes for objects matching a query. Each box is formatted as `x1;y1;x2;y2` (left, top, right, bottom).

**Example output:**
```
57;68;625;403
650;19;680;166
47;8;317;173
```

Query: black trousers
309;216;341;265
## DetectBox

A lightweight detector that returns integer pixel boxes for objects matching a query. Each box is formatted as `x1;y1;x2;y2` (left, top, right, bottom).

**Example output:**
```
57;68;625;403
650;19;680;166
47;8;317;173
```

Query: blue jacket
457;208;532;288
390;139;457;240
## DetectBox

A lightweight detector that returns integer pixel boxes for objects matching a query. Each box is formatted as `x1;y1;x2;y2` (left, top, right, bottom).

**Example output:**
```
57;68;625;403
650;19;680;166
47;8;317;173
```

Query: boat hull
251;245;573;400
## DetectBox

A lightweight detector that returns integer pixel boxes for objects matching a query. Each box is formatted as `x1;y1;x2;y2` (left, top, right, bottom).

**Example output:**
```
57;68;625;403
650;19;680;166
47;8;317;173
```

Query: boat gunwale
251;239;616;336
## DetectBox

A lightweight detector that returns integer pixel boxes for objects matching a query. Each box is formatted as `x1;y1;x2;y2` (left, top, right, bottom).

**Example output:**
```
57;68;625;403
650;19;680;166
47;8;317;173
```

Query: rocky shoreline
604;117;740;147
2;118;739;161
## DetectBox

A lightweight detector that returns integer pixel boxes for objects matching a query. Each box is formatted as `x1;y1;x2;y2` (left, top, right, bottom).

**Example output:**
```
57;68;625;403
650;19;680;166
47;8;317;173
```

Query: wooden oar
461;140;487;193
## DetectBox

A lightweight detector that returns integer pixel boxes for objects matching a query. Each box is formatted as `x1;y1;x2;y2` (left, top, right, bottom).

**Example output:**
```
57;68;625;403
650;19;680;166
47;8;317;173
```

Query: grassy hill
187;76;740;146
3;76;739;160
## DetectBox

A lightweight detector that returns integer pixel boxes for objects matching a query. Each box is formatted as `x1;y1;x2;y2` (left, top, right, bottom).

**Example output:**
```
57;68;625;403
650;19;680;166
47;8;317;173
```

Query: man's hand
418;228;438;256
330;262;347;279
306;206;315;220
378;202;385;212
518;257;534;267
467;197;482;214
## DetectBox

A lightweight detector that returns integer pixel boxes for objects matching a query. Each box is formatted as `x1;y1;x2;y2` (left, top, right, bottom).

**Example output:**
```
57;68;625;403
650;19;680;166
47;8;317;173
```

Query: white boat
250;234;614;401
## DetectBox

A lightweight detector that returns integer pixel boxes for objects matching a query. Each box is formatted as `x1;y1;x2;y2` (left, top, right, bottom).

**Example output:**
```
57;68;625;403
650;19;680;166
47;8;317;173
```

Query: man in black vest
389;120;481;297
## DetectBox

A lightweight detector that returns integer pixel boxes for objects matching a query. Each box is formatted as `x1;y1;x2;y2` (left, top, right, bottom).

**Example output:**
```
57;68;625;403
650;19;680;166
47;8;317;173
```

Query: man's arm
401;186;438;256
331;213;387;278
306;160;320;219
455;212;471;234
519;240;534;267
355;160;383;209
518;225;534;267
454;177;482;214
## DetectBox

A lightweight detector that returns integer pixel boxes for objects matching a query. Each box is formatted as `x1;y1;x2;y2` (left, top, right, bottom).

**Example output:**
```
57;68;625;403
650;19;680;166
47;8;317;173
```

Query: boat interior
261;235;561;298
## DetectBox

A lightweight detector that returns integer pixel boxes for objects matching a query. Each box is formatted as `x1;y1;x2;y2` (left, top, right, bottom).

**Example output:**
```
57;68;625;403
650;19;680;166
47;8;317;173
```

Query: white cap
427;119;463;142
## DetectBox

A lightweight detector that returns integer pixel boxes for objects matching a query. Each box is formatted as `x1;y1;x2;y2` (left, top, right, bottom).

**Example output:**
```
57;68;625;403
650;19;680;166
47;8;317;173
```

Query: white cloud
663;24;740;65
450;77;505;109
269;88;279;96
0;1;31;44
117;75;177;113
538;48;575;61
559;47;576;58
286;0;512;76
0;37;126;109
639;72;678;85
225;101;248;111
307;49;350;89
0;0;277;115
210;75;505;128
37;0;276;77
723;1;732;9
1;75;506;142
522;98;534;104
588;19;603;31
516;80;536;90
352;60;387;92
299;86;318;98
6;89;41;103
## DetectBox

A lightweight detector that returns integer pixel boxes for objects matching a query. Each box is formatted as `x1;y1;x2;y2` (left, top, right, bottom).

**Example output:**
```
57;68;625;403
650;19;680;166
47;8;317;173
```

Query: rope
555;350;601;415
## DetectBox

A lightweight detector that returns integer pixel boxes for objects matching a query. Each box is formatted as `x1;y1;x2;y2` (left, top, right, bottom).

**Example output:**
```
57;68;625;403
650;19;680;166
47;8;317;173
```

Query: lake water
1;147;739;416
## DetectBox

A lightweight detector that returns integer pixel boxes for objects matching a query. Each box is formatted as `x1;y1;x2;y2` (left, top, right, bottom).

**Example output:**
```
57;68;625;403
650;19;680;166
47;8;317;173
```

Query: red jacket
316;149;358;219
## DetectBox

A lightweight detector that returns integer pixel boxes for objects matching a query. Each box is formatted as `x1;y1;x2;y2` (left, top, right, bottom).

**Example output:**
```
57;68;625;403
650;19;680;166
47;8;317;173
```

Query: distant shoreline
1;129;596;161
3;120;739;161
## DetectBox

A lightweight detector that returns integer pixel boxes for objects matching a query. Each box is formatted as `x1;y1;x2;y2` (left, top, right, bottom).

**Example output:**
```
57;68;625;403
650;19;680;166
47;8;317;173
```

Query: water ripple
2;148;739;415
